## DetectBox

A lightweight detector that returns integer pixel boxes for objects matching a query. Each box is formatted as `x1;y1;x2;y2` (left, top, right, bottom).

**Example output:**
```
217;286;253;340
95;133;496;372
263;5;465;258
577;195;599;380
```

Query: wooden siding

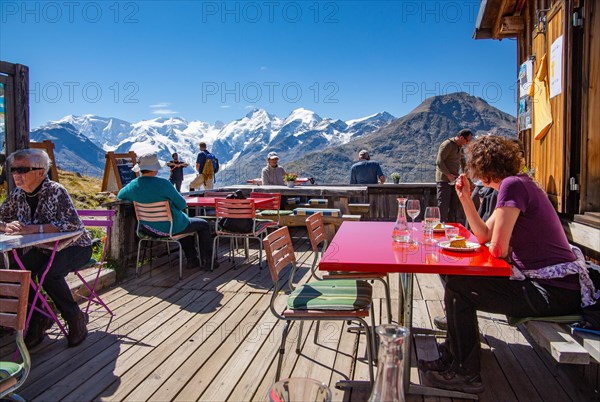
583;0;600;212
530;2;567;211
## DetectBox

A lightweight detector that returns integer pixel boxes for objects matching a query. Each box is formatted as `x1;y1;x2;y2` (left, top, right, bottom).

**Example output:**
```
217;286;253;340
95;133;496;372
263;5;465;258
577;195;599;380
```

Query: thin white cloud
152;109;178;115
244;105;255;109
220;105;231;109
150;102;171;108
260;66;267;71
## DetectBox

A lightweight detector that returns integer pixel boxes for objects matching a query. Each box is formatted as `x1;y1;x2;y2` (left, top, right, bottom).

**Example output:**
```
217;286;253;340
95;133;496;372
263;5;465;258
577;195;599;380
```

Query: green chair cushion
507;314;584;327
288;279;372;311
259;210;293;216
0;361;22;381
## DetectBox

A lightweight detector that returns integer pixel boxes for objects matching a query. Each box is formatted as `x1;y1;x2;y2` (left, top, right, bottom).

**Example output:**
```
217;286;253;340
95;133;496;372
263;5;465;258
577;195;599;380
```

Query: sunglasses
10;167;45;174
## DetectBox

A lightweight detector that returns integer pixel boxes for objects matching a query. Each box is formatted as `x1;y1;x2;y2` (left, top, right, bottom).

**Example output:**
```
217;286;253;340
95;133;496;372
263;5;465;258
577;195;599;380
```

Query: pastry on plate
434;223;444;230
449;236;467;248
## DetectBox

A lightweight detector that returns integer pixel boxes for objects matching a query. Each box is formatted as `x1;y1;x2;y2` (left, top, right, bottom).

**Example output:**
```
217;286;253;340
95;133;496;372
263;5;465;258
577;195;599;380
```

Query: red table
319;221;511;398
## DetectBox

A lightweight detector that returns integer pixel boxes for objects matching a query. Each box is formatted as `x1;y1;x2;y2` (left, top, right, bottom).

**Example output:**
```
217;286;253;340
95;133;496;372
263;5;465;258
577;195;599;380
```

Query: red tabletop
185;196;275;208
320;221;511;276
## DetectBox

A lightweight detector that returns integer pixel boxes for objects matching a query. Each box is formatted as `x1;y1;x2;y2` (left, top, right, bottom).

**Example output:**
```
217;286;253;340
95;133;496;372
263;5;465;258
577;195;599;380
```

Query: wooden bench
519;321;592;364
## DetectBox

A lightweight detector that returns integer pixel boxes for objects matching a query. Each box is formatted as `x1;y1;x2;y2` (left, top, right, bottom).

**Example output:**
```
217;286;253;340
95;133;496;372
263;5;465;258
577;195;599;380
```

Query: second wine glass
423;206;441;243
406;199;420;231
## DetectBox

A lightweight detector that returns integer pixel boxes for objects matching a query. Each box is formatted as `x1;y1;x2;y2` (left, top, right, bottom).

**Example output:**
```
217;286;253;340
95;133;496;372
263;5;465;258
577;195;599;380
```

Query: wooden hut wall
582;0;600;213
529;2;568;211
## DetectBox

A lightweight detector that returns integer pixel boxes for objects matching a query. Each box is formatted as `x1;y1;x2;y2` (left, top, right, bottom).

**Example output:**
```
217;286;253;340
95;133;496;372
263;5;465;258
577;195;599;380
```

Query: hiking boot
66;311;89;347
434;315;448;330
424;368;484;394
418;341;453;372
186;257;200;269
25;315;54;349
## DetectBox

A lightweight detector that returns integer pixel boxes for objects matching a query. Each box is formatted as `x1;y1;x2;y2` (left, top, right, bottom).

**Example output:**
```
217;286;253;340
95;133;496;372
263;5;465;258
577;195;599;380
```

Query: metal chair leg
177;241;183;280
276;321;291;381
296;321;304;353
211;235;219;271
136;239;144;277
374;276;393;324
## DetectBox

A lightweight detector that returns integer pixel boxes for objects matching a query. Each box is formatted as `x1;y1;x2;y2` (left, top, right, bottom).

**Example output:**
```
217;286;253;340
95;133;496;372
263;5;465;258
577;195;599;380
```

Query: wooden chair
250;191;282;226
263;227;375;384
76;209;116;316
211;198;276;271
0;270;31;401
306;212;393;323
133;201;200;280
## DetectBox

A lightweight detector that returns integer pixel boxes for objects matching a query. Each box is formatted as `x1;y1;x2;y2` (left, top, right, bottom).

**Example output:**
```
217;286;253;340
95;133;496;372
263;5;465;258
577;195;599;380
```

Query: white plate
433;224;453;233
438;240;481;252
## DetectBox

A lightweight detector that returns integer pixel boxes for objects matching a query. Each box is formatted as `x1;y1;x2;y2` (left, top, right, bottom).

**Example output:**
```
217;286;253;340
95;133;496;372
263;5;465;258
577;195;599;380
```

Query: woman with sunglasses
0;148;92;348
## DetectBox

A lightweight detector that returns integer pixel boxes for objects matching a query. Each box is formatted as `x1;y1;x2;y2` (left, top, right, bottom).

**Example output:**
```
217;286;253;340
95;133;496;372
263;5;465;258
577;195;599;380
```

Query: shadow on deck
0;228;593;401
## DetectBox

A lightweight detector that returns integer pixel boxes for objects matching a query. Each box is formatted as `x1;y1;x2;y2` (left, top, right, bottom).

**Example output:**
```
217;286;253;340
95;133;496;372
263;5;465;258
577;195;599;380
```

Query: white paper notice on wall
549;35;563;98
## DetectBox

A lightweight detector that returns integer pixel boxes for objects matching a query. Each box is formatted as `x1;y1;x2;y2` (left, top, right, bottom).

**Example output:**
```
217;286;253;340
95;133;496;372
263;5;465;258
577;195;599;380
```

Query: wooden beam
500;15;525;34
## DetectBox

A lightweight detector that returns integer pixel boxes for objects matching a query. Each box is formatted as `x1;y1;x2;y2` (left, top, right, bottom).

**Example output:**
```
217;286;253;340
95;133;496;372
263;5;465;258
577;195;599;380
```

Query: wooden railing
106;183;438;266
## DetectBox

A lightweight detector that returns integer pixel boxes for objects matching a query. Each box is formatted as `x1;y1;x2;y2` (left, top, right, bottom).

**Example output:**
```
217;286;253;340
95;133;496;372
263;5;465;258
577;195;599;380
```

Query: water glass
445;225;459;241
268;378;332;402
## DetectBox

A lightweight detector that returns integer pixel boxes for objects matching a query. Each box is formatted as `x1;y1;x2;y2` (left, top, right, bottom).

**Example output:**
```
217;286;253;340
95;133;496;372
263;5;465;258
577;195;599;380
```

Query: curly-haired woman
422;135;596;393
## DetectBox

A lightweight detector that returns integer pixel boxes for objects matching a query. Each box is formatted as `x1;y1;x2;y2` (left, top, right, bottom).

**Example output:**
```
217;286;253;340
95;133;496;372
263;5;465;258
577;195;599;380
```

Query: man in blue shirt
350;150;385;184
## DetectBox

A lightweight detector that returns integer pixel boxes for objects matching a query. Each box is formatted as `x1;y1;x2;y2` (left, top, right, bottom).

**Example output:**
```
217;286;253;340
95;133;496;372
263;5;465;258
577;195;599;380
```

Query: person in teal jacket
117;152;215;270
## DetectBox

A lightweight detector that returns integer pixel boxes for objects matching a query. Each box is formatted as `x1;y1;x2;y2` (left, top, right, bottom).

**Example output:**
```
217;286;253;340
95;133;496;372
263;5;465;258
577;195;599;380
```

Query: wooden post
30;140;59;182
0;61;29;192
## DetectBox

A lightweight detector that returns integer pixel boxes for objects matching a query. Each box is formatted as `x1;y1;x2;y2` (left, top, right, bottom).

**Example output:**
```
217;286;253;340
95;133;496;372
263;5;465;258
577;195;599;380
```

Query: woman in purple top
422;135;590;394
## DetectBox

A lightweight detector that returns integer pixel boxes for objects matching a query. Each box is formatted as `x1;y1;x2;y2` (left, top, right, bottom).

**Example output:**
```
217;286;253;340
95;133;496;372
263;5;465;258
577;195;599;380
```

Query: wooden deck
2;227;595;401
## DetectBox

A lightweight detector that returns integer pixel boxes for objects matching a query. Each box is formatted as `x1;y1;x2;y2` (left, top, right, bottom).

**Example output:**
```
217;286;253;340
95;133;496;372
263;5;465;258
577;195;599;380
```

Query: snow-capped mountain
31;108;396;186
55;115;132;150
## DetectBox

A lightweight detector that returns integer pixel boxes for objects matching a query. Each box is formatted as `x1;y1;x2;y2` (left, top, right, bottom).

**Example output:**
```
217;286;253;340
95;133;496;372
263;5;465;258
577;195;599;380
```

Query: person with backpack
193;142;219;190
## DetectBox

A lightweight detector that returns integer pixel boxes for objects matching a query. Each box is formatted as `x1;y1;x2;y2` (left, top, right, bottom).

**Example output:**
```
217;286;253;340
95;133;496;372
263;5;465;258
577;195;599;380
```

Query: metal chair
211;198;276;271
306;212;393;323
263;226;375;384
0;270;31;402
76;209;116;315
133;201;200;280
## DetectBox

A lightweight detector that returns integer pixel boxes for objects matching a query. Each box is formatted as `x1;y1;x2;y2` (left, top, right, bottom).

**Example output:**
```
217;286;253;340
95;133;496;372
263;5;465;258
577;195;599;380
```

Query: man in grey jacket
435;129;472;223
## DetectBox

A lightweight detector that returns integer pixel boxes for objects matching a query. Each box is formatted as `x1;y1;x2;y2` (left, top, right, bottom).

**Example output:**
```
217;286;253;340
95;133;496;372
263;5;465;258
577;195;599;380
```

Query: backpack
218;191;254;233
201;153;219;179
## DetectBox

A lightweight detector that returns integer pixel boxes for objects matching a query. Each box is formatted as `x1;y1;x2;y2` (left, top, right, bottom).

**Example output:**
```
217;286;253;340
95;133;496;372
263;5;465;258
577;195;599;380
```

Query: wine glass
423;207;441;243
406;199;420;231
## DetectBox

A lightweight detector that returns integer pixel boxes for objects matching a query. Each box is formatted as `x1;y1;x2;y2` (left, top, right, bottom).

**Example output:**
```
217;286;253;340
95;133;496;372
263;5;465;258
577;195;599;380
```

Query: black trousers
20;245;93;321
444;275;581;374
177;217;212;262
436;182;464;223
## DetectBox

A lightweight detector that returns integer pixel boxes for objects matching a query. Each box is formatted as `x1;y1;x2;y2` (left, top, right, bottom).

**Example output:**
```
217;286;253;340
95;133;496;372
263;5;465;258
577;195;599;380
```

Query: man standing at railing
167;152;188;192
435;129;472;223
350;150;385;184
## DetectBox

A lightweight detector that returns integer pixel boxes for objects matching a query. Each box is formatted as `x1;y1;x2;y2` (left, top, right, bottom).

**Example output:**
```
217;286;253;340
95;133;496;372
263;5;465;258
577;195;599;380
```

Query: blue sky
1;1;517;128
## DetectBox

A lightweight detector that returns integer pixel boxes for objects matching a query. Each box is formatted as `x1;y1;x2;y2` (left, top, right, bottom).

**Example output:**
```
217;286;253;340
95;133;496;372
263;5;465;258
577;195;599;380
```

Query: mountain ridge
25;92;516;187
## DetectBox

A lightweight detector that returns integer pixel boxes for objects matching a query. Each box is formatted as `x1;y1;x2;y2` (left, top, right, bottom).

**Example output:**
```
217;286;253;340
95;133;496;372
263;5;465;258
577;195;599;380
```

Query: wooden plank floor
2;227;591;401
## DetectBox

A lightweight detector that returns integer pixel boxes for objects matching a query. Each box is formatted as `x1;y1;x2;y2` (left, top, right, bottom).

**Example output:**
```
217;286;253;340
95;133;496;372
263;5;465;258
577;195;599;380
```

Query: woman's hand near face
455;174;471;200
